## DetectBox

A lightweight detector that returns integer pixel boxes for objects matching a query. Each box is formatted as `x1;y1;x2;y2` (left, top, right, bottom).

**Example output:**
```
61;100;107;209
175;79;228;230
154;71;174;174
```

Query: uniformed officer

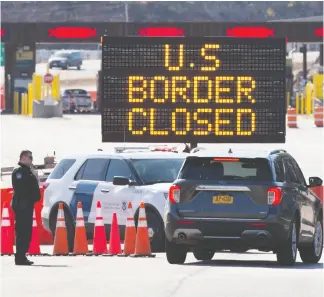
11;150;41;265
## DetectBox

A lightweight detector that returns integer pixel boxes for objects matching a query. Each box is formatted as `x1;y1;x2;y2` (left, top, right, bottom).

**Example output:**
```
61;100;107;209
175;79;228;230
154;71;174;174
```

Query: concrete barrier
32;99;63;118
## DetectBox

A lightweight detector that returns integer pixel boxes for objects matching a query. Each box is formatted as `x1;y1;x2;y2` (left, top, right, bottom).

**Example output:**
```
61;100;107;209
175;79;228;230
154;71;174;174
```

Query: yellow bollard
313;73;323;100
305;82;312;116
13;92;19;114
28;83;33;116
51;75;60;100
20;94;24;115
25;93;28;115
33;74;42;100
24;93;28;115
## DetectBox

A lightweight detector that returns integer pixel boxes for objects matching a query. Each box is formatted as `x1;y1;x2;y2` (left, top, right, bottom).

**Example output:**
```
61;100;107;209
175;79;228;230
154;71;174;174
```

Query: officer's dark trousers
14;206;33;260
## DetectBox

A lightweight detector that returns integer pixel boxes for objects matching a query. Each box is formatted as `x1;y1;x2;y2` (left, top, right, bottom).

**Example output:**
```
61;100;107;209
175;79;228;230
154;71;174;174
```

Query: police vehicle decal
69;181;100;221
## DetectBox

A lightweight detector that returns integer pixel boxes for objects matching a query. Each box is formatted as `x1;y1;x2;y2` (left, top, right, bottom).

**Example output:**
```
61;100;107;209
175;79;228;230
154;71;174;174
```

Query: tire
77;64;81;70
276;218;298;266
165;238;187;264
136;211;164;253
50;207;75;253
193;248;215;261
299;216;323;264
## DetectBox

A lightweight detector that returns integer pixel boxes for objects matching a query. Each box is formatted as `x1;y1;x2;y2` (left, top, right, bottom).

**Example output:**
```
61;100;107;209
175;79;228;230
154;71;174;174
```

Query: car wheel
276;218;298;266
136;211;164;253
193;248;215;261
165;238;187;264
49;207;75;253
77;64;81;70
299;216;323;264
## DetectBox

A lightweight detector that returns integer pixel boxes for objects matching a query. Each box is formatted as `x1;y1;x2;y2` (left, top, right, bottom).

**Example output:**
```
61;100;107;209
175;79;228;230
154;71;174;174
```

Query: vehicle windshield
179;157;273;181
64;89;88;95
131;158;184;184
53;52;70;58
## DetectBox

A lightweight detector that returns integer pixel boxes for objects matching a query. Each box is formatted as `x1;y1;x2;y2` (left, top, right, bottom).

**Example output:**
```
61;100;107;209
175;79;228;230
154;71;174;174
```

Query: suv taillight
268;187;282;205
169;185;180;204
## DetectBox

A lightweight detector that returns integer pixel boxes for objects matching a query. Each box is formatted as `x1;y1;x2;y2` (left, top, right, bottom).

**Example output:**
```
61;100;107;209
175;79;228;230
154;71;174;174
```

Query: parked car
41;149;186;252
61;89;92;113
48;50;82;70
164;148;323;265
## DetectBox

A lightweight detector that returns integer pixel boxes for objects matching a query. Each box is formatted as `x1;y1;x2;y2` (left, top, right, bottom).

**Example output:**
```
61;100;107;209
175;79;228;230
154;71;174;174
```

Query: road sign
0;44;4;67
101;36;286;144
44;73;53;84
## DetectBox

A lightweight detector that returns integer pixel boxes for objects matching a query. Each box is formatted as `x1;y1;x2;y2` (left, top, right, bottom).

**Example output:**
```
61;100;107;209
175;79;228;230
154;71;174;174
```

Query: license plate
213;195;233;204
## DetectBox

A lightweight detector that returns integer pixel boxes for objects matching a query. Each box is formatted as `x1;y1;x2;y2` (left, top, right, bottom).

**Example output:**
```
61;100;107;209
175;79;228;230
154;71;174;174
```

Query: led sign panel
101;36;286;143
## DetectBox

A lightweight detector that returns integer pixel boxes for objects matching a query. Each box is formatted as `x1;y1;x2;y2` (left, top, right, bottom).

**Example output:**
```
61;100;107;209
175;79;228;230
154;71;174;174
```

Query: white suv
41;150;186;252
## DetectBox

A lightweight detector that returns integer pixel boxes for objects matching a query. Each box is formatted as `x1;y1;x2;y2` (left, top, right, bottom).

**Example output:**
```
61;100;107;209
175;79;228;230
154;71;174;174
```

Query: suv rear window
179;157;273;181
48;159;76;179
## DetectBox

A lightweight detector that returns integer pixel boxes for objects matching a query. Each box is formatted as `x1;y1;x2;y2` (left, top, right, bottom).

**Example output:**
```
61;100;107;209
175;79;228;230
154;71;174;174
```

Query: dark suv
164;149;323;266
48;50;82;70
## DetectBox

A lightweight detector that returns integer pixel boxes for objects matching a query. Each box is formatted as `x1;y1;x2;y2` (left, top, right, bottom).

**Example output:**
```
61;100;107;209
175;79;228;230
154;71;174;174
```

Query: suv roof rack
269;149;287;155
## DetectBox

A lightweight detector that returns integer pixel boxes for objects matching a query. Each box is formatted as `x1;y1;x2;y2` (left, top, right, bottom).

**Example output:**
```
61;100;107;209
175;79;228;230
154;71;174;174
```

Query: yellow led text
128;75;256;104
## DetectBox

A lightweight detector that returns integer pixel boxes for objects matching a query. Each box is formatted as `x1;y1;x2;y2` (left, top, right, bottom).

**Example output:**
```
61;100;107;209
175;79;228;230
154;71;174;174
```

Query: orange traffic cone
27;209;41;255
131;202;155;258
53;203;69;255
92;201;107;255
108;212;122;255
0;202;14;255
119;202;136;256
73;202;89;255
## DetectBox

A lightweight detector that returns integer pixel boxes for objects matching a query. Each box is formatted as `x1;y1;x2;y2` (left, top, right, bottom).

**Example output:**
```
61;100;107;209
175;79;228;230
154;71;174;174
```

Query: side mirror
113;176;130;186
308;177;323;187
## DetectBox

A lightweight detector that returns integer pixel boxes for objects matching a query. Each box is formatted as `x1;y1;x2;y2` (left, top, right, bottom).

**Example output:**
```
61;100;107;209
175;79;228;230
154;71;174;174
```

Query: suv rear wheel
299;216;323;264
276;219;298;266
135;210;164;252
193;248;215;261
165;238;187;264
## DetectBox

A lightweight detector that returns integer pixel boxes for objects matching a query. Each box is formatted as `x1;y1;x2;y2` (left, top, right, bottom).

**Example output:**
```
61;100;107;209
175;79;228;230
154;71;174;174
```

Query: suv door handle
101;189;110;193
69;186;76;190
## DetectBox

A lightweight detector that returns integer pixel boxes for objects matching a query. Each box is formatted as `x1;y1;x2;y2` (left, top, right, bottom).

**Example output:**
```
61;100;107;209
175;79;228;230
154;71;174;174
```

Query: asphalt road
1;247;323;297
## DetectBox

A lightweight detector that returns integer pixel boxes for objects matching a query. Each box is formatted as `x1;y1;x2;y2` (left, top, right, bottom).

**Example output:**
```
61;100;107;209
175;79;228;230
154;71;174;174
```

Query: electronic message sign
101;36;286;143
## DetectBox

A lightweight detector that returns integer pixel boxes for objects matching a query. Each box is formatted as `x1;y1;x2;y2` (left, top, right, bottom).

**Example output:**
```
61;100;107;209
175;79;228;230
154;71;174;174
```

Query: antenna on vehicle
228;148;233;154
